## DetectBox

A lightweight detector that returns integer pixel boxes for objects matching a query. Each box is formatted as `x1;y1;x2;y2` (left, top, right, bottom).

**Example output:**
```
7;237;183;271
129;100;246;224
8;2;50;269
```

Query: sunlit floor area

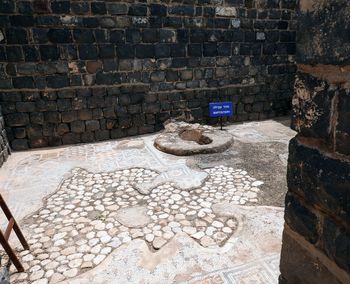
0;118;295;284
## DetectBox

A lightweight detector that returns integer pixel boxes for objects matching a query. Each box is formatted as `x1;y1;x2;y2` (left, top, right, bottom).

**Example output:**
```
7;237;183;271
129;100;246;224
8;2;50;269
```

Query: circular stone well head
154;121;233;156
179;129;213;145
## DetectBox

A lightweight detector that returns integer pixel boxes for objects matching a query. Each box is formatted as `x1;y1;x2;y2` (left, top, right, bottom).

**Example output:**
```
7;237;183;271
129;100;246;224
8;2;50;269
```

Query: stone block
150;4;167;16
77;109;92;121
39;45;59;60
284;192;319;244
13;76;35;89
61;111;77;123
30;136;47;148
170;44;186;57
16;102;36;113
110;128;126;139
62;133;80;145
128;4;147;16
291;72;335;142
95;129;110;141
10;15;35;27
56;123;69;136
0;1;15;13
6;28;28;44
335;90;350;155
256;32;266;41
169;5;194;16
203;43;217;57
159;29;176;43
85;120;100;131
110;30;125;44
42;123;54;137
103;107;116;118
99;17;116;28
91;2;106;15
51;1;70;14
322;218;350;271
280;230;343;284
116;44;135;59
12;139;28;150
73;29;95;43
81;131;95;142
5;113;29;126
181;70;193;81
47;29;72;43
151;71;165;82
71;98;86;110
139;125;154;134
154;44;170;59
215;7;237;17
99;44;115;58
78;45;98;60
135;44;154;58
217;43;231;56
44;111;60;123
144;103;160;114
26;124;42;137
13;127;26;139
188;44;202;57
107;3;127;15
30;112;44;124
287;138;350;224
71;120;85;133
142;29;158;43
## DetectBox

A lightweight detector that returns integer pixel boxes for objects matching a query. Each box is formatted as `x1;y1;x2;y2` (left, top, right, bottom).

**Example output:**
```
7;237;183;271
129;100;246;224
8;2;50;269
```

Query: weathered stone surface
0;1;296;150
154;121;233;156
215;7;236;17
115;206;151;228
287;138;350;224
297;0;350;65
152;237;167;249
284;192;319;244
1;119;293;283
0;108;10;167
280;1;350;282
280;229;345;284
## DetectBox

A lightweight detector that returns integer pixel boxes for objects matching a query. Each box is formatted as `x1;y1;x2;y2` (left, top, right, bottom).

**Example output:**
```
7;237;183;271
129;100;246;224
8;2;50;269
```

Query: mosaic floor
186;254;280;284
0;119;295;284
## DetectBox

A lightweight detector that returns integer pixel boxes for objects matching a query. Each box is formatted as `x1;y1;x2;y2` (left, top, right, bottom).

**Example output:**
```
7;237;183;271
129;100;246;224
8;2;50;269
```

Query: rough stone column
279;0;350;283
0;106;11;167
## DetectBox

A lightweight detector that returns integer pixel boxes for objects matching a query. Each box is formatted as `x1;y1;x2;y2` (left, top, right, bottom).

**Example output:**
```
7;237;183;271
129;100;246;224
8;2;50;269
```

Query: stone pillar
0;106;10;167
279;1;350;283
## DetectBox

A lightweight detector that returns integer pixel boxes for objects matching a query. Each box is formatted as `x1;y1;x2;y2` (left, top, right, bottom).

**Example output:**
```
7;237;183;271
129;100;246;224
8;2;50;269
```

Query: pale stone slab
115;206;152;228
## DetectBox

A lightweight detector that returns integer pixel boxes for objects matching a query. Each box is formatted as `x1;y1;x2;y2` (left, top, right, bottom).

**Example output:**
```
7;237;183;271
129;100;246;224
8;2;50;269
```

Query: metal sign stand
209;102;233;131
0;194;29;272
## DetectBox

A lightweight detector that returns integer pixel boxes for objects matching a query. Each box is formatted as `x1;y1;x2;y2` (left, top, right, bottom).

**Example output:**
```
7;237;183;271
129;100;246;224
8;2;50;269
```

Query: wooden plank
0;194;29;250
0;193;29;272
0;194;12;220
0;230;24;272
4;218;14;241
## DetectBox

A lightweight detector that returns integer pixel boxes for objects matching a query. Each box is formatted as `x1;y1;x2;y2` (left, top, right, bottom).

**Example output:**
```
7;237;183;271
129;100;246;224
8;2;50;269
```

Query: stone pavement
0;118;295;284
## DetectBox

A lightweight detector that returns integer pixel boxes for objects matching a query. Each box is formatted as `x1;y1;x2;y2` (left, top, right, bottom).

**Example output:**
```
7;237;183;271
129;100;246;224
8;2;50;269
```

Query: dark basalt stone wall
279;0;350;283
0;106;10;167
0;0;297;150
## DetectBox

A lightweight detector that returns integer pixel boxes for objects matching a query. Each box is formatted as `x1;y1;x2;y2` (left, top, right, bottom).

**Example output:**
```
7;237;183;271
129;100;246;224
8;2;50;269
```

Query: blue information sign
209;102;233;117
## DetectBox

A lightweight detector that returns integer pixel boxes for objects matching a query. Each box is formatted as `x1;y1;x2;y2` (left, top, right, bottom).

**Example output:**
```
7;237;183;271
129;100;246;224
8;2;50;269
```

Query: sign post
209;102;233;130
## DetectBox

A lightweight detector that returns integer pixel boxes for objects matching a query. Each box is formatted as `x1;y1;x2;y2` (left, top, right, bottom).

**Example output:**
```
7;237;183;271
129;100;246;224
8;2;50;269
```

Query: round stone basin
179;129;213;145
154;121;233;156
